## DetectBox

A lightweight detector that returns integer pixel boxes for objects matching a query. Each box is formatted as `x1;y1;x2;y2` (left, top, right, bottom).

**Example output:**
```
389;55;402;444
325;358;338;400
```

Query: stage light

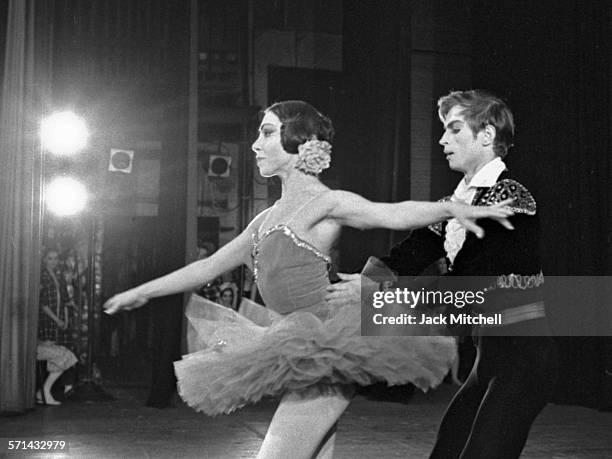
46;176;88;216
40;111;89;156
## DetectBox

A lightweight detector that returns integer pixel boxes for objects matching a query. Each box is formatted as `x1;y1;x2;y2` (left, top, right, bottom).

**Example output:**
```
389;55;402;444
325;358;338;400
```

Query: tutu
176;225;456;415
175;295;456;415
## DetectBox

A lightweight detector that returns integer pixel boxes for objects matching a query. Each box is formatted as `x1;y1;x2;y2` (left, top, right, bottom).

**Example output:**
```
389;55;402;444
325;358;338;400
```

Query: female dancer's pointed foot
36;389;61;406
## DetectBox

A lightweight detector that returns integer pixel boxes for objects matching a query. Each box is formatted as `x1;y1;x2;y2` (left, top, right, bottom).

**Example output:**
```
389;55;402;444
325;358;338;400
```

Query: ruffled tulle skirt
175;295;456;415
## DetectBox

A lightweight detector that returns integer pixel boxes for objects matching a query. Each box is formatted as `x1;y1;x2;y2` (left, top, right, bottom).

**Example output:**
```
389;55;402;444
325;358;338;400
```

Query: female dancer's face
252;112;294;177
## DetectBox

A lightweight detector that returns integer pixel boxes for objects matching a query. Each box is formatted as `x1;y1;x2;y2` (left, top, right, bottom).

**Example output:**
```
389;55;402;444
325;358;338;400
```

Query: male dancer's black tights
430;335;558;459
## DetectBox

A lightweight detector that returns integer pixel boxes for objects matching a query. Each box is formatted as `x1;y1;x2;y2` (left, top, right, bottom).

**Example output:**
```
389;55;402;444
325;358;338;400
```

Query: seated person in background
36;341;77;405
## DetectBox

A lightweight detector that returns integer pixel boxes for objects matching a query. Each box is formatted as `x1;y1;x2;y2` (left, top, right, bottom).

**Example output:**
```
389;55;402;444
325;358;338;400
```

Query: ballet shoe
36;390;61;406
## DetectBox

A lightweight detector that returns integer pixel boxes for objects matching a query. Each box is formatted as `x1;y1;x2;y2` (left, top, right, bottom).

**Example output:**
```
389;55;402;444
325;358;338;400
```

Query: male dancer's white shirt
444;157;507;264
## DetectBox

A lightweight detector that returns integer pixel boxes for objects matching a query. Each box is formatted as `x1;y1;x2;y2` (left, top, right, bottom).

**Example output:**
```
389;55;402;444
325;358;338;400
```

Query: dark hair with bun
265;100;334;154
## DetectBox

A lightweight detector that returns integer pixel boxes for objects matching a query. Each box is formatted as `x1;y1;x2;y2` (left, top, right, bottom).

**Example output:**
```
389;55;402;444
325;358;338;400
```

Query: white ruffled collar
444;158;507;265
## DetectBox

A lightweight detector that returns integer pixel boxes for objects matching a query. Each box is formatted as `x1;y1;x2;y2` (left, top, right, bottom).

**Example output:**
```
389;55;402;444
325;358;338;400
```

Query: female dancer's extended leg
256;390;350;459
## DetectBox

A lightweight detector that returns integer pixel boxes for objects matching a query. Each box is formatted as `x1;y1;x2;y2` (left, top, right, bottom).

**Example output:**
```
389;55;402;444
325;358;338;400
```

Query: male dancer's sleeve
380;226;447;277
359;200;448;292
357;225;446;304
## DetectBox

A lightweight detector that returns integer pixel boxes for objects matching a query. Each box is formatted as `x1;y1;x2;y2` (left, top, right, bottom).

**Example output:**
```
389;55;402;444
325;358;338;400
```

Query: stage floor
1;384;611;458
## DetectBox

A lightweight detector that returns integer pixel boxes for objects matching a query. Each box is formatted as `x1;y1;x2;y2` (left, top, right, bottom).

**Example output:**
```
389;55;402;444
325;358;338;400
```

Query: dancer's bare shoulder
318;189;377;228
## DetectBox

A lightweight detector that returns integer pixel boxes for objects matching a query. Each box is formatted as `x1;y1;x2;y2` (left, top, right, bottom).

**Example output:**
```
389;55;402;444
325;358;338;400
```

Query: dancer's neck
279;169;325;201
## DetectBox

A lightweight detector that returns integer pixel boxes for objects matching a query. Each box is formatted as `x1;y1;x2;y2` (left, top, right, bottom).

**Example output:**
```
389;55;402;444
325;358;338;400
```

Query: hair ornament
295;139;332;176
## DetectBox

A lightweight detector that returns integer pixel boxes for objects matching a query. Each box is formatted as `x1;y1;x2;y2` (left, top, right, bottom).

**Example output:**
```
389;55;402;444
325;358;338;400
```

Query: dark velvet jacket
380;171;544;314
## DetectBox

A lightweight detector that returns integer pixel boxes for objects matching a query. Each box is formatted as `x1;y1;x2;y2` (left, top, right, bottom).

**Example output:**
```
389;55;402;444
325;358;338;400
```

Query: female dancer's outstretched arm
324;190;514;238
103;211;266;314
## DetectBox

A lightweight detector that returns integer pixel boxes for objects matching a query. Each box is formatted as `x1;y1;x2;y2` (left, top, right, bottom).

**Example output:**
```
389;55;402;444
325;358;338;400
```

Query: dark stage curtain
145;2;190;408
471;0;612;409
339;0;412;271
0;0;53;413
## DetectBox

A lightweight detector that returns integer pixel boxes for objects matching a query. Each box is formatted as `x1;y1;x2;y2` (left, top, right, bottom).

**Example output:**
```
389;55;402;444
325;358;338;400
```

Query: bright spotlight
46;176;88;216
41;111;89;156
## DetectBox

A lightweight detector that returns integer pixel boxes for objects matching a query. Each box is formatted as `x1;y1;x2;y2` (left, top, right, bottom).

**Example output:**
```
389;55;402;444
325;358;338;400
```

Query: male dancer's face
439;105;490;180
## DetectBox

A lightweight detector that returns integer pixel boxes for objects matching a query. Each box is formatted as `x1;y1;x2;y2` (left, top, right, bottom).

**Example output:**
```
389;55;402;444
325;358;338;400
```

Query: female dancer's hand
452;198;515;238
103;289;149;315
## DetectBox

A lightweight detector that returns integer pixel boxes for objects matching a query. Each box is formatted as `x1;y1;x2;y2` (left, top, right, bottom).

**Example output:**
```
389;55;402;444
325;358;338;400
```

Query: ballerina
104;100;514;458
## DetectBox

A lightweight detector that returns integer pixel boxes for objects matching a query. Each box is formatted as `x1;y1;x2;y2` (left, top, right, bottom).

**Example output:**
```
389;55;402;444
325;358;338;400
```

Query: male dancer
326;90;558;458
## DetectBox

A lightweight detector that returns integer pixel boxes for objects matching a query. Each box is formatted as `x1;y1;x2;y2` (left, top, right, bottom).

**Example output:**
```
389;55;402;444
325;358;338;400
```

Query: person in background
218;282;238;310
37;248;78;405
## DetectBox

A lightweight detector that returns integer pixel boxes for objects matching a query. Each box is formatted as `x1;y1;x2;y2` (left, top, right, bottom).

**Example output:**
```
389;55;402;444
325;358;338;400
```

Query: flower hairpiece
295;139;332;176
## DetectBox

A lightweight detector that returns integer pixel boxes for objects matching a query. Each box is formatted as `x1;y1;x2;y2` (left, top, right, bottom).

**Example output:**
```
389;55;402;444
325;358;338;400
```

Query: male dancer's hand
452;198;515;239
325;273;379;307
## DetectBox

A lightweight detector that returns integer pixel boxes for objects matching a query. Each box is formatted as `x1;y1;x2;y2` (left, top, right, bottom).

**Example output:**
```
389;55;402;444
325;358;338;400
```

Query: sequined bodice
252;224;331;317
